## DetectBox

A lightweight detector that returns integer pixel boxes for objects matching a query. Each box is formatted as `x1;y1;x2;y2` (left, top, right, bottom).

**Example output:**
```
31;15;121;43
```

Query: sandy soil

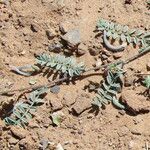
0;0;150;150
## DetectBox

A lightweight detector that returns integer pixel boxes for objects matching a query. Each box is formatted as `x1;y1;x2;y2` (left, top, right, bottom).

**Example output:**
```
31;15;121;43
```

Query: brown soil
0;0;150;150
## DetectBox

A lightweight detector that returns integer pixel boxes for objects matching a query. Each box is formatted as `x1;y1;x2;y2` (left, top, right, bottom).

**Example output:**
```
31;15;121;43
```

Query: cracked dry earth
0;0;150;150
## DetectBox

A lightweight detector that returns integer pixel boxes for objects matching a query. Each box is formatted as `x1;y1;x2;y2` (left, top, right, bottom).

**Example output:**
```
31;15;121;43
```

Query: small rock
8;137;19;145
62;91;76;107
113;52;123;59
62;29;81;49
89;47;100;56
101;54;108;60
59;21;74;34
121;90;150;114
46;29;56;40
0;0;10;5
71;93;91;115
56;0;65;9
146;62;150;71
11;126;28;139
128;141;135;149
48;42;63;52
28;122;39;128
50;85;60;94
102;50;112;57
56;143;64;150
130;129;142;135
107;56;114;63
95;59;102;68
19;138;33;150
77;43;87;56
50;97;63;111
30;22;40;32
118;126;129;137
124;74;135;87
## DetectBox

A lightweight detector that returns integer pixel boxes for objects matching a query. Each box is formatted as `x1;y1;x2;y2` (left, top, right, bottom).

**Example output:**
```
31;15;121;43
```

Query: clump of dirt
0;0;150;150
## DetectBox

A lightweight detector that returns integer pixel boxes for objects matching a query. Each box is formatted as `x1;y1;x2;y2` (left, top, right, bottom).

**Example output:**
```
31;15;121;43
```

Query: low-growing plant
97;19;150;49
4;88;48;127
1;19;150;127
92;63;125;109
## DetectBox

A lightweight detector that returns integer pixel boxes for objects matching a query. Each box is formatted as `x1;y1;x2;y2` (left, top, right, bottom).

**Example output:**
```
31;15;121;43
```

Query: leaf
106;30;112;37
133;37;138;45
143;75;150;88
112;97;125;109
123;26;129;33
120;34;126;42
92;97;102;107
126;36;132;44
136;30;144;37
129;29;136;35
68;68;74;77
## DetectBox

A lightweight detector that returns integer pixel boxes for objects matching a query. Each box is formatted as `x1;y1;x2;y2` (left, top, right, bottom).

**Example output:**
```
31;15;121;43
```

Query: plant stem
0;46;150;95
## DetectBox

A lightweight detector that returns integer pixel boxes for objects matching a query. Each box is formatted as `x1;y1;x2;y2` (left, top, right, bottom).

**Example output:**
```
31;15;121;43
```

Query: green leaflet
4;88;48;127
143;75;150;89
97;19;149;47
36;54;85;77
92;64;125;109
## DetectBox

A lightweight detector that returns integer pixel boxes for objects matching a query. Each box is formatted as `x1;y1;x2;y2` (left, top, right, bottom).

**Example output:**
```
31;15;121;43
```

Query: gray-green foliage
33;54;85;77
4;88;47;127
92;63;125;109
97;19;150;47
143;75;150;89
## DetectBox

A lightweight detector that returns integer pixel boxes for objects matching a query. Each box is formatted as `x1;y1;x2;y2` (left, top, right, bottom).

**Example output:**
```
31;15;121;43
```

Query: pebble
46;29;56;40
10;126;28;139
101;54;108;60
30;22;40;32
48;42;63;52
113;52;123;59
102;50;112;57
50;97;63;111
8;137;19;145
71;93;91;115
77;43;87;56
62;29;81;49
62;91;76;107
59;20;73;34
146;62;150;71
50;85;60;94
89;47;100;56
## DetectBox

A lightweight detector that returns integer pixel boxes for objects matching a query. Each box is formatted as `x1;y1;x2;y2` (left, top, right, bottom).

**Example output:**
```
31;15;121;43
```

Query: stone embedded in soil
50;97;63;111
124;74;135;87
71;93;91;115
89;46;100;56
62;29;81;49
19;138;33;150
30;22;40;32
146;62;150;71
77;43;87;56
8;137;19;145
48;42;63;52
59;20;74;34
113;52;123;59
121;89;150;114
10;126;28;140
62;91;77;107
102;50;112;57
46;29;56;40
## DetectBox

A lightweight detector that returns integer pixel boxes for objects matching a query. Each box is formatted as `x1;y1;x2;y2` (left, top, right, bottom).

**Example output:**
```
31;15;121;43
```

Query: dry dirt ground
0;0;150;150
